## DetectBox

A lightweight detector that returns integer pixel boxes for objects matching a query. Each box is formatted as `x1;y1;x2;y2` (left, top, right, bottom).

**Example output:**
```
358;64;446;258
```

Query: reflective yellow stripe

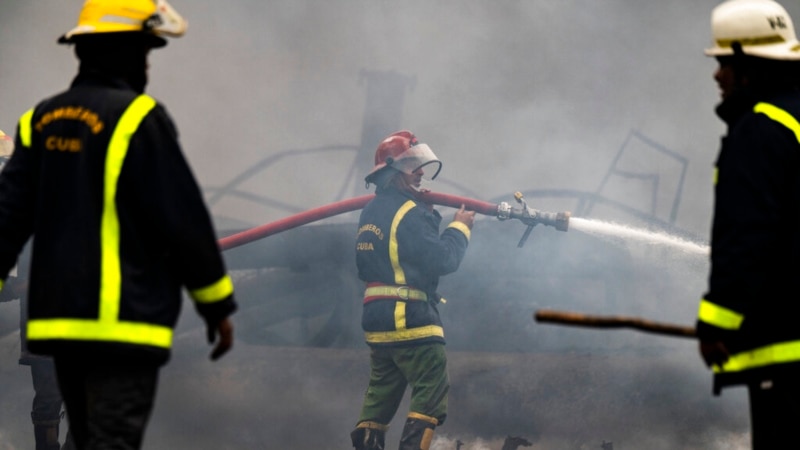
19;109;34;148
0;279;4;291
190;275;234;303
697;298;744;330
101;95;156;323
447;221;471;241
713;166;718;186
394;301;406;329
28;318;172;348
389;200;415;284
714;340;800;374
407;412;438;426
364;325;444;343
754;102;800;143
356;421;389;432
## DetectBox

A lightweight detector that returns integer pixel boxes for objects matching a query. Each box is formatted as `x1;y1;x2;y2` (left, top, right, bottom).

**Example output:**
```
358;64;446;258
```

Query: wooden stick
533;309;696;339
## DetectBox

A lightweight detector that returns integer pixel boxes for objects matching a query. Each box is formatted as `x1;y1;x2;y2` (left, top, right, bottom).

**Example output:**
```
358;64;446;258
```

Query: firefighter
351;130;475;450
0;1;237;449
0;130;74;450
697;0;800;448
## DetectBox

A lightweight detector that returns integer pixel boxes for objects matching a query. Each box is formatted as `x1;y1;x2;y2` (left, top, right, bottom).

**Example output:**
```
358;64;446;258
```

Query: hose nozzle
497;192;571;231
496;192;570;247
528;209;571;232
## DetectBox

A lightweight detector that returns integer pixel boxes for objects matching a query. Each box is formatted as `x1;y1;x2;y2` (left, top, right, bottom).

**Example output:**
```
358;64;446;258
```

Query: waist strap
364;283;428;303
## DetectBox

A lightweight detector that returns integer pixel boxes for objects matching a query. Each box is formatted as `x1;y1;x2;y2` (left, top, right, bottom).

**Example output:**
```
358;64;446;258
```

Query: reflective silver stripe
364;285;427;301
364;325;444;343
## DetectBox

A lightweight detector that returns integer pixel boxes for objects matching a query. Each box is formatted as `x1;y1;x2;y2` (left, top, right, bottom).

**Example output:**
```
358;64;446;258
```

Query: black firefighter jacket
697;87;800;394
0;73;236;365
356;186;471;347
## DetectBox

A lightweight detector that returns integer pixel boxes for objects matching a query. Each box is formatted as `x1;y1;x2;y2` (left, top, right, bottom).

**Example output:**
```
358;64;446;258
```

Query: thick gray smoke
5;1;796;448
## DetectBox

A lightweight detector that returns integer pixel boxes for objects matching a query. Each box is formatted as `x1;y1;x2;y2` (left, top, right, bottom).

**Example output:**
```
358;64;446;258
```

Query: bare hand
699;340;729;368
453;205;476;229
207;317;234;361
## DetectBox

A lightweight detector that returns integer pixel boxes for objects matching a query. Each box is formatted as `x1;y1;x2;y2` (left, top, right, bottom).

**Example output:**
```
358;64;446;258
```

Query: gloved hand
699;339;729;369
206;317;234;361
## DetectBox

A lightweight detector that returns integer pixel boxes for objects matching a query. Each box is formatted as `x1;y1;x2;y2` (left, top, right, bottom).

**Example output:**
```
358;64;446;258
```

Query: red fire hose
218;191;503;251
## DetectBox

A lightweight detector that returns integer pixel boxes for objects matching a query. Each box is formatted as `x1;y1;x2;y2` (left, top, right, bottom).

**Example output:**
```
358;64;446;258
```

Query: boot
350;421;387;450
33;422;60;450
398;413;438;450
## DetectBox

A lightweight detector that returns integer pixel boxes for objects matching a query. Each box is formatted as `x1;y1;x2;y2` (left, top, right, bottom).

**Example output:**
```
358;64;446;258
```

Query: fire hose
534;309;697;339
218;190;570;251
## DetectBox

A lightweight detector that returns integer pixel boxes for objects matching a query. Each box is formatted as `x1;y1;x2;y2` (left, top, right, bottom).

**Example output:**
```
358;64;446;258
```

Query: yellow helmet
0;130;13;159
705;0;800;60
58;0;187;46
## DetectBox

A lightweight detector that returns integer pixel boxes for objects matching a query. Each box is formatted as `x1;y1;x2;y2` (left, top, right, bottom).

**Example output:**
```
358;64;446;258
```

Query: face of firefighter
394;167;425;193
714;56;744;100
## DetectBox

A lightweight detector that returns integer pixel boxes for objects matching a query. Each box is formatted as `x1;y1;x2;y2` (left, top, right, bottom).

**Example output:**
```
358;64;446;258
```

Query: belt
364;283;428;303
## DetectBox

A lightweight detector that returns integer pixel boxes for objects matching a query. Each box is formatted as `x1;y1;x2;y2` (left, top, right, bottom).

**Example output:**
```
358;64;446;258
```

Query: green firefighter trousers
358;342;449;427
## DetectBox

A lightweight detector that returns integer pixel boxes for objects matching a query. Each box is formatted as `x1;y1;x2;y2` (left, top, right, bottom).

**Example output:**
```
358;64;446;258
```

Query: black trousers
748;378;800;449
29;358;63;425
53;357;159;450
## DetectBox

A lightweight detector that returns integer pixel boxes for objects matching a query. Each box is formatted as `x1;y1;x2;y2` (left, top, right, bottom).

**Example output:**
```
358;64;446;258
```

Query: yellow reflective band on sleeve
101;94;156;322
394;301;407;330
713;166;718;186
447;221;471;241
713;340;800;374
27;319;172;348
389;200;416;285
0;279;4;291
364;325;444;344
190;275;234;303
754;102;800;144
18;109;34;148
697;298;744;330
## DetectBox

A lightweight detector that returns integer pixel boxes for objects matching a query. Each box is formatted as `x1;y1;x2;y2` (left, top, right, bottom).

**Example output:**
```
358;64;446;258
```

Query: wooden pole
533;309;696;339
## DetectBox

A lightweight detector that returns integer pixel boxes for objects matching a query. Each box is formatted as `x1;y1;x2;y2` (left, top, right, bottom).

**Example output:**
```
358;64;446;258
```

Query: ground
0;302;749;449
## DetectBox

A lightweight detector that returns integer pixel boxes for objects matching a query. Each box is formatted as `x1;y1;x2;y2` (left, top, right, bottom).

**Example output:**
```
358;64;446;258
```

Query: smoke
3;0;791;448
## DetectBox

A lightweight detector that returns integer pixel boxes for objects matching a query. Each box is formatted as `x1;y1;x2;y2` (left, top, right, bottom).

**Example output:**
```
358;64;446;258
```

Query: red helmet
365;130;442;186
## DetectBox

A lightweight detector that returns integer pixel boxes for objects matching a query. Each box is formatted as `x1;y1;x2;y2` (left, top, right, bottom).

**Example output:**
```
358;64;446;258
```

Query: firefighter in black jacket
351;130;475;450
0;1;237;448
697;0;800;448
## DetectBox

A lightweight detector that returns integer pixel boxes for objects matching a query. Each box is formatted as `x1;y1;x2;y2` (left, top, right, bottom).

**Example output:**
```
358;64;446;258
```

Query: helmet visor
390;143;442;180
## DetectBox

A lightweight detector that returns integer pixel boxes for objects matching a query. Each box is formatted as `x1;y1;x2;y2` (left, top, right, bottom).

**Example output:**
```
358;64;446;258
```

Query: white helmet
705;0;800;60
